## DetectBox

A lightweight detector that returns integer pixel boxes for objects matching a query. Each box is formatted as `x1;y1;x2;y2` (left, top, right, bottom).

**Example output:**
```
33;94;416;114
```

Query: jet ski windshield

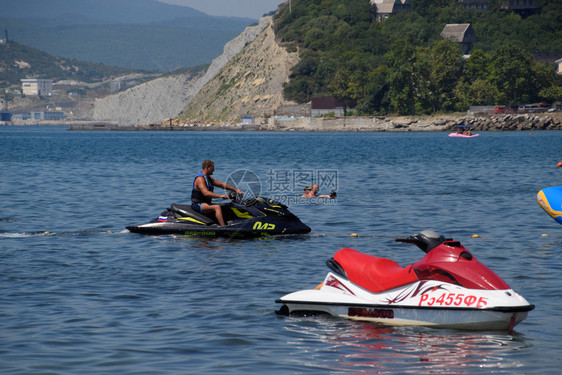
396;229;447;253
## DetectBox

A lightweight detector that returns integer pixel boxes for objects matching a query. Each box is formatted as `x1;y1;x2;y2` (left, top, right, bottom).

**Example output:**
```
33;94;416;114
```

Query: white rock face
93;16;271;125
92;74;199;125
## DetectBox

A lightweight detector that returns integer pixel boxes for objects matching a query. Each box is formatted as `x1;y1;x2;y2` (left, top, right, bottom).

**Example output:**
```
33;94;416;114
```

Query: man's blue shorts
191;202;202;213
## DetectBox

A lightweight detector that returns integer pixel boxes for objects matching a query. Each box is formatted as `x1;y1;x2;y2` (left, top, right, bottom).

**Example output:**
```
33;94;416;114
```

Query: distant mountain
0;0;257;71
0;41;138;86
1;0;206;24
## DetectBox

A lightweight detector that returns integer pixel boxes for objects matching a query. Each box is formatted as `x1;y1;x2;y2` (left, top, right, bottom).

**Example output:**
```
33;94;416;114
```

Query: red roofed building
311;97;345;117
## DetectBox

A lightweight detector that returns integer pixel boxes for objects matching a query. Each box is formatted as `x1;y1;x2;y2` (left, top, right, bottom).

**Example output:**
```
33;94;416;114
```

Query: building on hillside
40;111;64;121
241;116;254;125
458;0;537;13
311;97;346;117
110;79;126;93
503;0;537;11
21;79;53;96
11;111;64;121
11;112;31;121
370;0;412;20
458;0;489;10
0;111;12;121
556;58;562;75
441;24;476;54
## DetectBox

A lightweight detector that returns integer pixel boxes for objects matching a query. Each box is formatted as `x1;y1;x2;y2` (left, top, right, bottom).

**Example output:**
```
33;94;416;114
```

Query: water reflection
284;318;532;373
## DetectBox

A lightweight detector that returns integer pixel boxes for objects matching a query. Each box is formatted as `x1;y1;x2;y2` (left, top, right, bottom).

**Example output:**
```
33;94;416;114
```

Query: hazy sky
157;0;285;19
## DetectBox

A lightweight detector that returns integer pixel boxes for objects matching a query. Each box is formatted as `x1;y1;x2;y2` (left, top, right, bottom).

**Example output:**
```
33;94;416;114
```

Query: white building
241;116;254;125
21;79;53;96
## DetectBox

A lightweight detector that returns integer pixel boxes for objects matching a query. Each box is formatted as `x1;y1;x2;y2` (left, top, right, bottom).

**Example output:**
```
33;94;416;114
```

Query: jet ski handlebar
226;192;290;210
395;230;448;253
228;191;243;203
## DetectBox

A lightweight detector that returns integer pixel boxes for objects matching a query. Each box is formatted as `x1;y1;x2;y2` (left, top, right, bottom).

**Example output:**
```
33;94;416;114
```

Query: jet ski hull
127;217;311;238
277;273;533;330
277;231;534;331
127;197;311;238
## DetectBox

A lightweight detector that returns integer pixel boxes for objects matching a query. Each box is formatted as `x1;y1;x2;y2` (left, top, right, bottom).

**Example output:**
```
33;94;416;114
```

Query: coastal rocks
462;113;562;131
70;112;562;132
267;113;562;132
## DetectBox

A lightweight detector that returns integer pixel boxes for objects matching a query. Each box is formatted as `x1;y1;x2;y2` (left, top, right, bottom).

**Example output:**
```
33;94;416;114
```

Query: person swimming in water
302;184;336;198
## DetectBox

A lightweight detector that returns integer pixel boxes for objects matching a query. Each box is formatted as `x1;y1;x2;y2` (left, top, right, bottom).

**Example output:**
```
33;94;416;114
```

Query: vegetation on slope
273;0;562;115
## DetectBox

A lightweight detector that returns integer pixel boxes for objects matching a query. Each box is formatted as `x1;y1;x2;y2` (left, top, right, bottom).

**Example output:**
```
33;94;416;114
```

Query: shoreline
4;112;561;131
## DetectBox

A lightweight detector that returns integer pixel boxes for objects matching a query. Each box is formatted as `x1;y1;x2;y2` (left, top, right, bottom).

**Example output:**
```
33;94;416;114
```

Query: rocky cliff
178;17;300;123
92;16;272;125
92;72;202;125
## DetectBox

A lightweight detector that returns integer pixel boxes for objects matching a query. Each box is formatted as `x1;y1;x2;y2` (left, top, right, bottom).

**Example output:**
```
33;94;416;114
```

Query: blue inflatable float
537;186;562;225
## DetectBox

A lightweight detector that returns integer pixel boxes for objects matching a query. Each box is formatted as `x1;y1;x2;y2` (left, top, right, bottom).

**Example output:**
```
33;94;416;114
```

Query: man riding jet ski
190;159;243;226
126;192;311;238
276;230;534;331
127;159;310;237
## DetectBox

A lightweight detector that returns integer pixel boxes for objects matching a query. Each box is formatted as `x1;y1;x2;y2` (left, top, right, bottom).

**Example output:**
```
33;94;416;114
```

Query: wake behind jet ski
126;192;311;238
276;230;534;331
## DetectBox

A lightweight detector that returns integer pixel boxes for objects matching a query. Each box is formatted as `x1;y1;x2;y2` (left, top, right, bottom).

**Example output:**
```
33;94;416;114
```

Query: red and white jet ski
276;230;534;331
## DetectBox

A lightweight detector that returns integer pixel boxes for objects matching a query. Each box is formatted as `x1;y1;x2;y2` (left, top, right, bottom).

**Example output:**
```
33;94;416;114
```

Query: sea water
1;126;561;374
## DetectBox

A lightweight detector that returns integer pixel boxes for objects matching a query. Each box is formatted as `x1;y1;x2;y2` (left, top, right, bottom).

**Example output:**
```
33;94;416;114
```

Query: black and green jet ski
126;194;311;238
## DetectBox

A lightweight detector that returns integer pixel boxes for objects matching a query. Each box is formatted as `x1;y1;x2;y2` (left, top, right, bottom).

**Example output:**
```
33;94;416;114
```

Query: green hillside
273;0;562;115
0;41;140;86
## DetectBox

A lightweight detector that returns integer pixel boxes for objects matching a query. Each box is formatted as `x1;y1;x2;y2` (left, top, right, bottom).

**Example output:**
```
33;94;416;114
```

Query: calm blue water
1;126;561;374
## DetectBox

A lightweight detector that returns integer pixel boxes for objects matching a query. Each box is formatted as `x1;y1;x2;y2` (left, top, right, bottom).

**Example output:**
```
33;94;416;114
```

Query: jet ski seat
170;204;216;225
333;248;419;293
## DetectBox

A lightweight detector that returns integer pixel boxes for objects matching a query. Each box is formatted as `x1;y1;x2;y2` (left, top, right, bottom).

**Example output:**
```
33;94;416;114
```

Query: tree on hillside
357;65;391;114
384;40;417;114
274;0;562;113
415;40;463;113
540;85;562;104
489;44;533;104
464;49;493;82
463;78;499;106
